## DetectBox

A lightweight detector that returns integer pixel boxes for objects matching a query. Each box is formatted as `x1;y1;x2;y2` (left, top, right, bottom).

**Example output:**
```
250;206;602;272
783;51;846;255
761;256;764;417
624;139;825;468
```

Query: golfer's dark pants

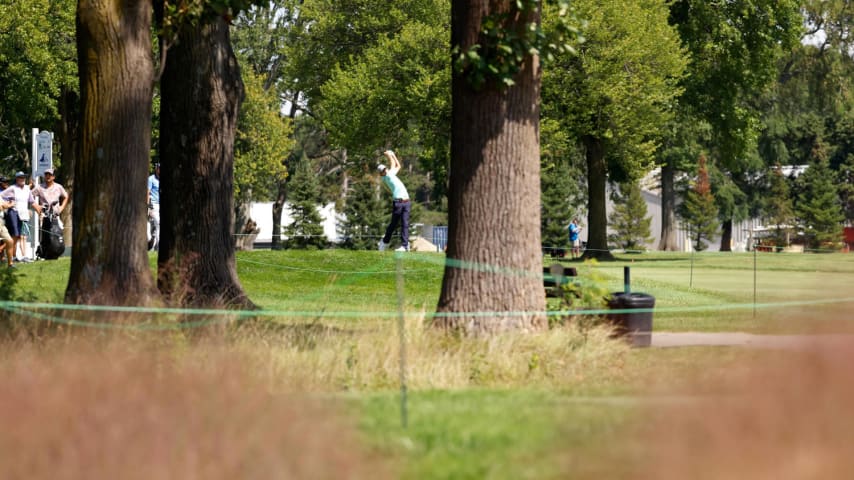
383;200;410;247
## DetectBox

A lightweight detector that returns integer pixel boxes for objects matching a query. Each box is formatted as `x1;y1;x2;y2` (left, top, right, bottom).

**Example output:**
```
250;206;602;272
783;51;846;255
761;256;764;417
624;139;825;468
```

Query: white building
248;202;341;244
597;167;790;252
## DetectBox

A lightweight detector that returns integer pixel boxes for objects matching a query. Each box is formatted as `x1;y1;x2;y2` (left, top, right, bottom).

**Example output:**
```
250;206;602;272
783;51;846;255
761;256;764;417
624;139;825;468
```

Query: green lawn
12;249;854;332
577;252;854;331
237;250;444;316
356;346;772;479
360;390;575;479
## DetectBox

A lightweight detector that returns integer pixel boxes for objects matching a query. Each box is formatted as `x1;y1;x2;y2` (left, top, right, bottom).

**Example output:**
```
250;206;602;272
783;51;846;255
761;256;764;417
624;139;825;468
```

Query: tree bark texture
658;162;679;250
719;218;733;251
582;136;614;261
57;86;79;246
271;181;286;249
158;17;254;309
234;192;251;238
434;0;546;335
66;0;159;306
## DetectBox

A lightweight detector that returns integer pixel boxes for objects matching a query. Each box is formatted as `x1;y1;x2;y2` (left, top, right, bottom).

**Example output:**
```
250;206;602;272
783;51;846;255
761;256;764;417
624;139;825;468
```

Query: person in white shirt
0;172;42;263
147;163;160;251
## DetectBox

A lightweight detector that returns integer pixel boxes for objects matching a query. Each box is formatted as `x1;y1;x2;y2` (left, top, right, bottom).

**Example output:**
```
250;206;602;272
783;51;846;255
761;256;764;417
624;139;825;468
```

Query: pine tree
763;164;794;247
796;140;843;249
540;159;578;256
283;158;326;249
608;181;653;252
339;175;387;250
678;154;719;251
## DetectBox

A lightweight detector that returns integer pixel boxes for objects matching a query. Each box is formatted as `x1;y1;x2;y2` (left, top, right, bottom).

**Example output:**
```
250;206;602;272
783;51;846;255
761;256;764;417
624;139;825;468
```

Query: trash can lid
608;292;656;308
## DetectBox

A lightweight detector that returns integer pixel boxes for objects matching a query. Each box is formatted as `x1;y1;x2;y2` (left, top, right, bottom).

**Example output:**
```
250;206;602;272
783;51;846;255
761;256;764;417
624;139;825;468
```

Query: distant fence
431;226;448;252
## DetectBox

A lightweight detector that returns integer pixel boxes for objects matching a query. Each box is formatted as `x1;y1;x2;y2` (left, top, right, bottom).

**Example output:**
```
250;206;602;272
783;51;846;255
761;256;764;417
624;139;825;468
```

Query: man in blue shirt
568;217;582;259
377;150;410;252
147;163;160;251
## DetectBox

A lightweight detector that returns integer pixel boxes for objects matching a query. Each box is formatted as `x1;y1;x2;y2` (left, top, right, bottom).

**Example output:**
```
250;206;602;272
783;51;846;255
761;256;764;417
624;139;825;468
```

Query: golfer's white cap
377;164;387;173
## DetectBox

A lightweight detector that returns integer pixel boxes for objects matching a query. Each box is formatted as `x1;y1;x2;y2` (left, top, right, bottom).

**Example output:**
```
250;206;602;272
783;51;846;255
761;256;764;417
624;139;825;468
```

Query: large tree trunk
434;1;545;335
66;0;159;306
158;17;254;309
582;136;614;261
658;162;679;251
719;218;732;252
57;86;79;246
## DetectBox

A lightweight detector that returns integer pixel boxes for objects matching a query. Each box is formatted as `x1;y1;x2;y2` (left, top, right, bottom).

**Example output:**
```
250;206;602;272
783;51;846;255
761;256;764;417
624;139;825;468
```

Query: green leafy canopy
234;68;293;203
453;0;584;89
159;0;267;45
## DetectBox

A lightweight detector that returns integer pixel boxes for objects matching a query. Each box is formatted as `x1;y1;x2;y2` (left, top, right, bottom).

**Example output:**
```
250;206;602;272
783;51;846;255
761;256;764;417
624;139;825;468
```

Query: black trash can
607;292;655;347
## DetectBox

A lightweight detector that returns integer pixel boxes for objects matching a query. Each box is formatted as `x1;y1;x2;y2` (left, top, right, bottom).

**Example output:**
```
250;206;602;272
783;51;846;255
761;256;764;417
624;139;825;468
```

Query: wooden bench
543;263;578;297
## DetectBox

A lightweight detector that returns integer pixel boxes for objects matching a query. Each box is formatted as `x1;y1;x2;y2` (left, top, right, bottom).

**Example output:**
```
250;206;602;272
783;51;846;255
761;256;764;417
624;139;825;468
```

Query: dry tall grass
242;315;630;391
0;339;388;480
637;340;854;479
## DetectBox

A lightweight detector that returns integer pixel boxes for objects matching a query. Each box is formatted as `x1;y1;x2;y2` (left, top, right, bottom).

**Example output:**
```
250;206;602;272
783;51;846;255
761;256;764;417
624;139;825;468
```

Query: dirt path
652;332;854;349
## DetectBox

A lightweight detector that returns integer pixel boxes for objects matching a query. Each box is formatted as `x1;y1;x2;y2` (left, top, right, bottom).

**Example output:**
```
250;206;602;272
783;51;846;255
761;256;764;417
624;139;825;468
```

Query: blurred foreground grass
4;248;848;478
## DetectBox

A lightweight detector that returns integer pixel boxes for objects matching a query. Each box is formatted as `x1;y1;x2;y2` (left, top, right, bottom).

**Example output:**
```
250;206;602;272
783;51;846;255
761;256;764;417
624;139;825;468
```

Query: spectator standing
569;218;582;259
33;168;69;217
376;150;410;252
147;163;160;251
0;177;15;267
0;172;42;263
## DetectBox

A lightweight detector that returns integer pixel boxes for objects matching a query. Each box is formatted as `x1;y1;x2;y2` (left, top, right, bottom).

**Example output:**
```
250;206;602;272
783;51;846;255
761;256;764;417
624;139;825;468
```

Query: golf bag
37;202;65;260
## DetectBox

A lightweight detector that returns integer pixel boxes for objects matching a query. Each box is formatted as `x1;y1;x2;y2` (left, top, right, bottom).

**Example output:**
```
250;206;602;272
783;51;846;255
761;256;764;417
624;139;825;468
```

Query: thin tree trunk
158;17;254;309
658;162;679;251
234;192;252;244
582;136;614;261
340;148;349;199
271;182;286;249
66;0;158;306
435;1;546;335
271;90;302;250
340;169;349;201
719;218;732;251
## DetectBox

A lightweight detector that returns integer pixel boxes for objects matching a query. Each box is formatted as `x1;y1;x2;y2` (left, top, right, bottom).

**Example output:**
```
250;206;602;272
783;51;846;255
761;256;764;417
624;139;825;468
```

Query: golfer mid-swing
377;150;410;252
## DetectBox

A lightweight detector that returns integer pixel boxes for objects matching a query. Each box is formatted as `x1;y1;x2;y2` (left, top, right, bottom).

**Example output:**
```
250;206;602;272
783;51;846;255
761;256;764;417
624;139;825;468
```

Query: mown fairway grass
578;251;854;332
13;249;853;332
6;250;854;479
